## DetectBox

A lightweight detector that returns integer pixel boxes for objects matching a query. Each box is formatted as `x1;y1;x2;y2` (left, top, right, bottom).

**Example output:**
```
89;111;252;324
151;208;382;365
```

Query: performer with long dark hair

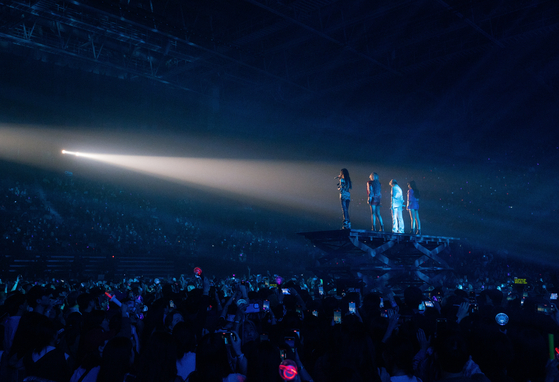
407;180;421;235
367;173;384;231
337;168;352;229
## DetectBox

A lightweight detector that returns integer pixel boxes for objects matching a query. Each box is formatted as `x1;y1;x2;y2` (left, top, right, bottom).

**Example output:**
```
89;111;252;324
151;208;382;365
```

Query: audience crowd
0;171;316;271
1;265;559;382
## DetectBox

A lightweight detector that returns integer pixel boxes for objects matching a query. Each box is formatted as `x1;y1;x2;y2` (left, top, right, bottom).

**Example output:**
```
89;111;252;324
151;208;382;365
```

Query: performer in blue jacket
367;172;384;231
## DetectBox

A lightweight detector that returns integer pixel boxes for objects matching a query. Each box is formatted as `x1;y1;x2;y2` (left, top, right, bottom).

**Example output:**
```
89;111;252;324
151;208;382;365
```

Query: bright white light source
62;150;86;157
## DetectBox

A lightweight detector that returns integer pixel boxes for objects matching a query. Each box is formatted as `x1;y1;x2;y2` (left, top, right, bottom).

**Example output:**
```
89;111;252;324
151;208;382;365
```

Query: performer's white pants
391;207;404;233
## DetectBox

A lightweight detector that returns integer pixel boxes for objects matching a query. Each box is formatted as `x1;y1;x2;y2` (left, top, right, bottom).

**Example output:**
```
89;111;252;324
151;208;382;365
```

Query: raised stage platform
299;229;460;290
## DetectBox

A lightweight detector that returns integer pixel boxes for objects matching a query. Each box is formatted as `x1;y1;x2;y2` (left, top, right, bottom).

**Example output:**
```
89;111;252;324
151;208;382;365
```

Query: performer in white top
389;179;404;233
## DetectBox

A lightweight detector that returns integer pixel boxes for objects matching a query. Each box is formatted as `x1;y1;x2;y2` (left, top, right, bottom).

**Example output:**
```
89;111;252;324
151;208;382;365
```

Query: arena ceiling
1;0;557;110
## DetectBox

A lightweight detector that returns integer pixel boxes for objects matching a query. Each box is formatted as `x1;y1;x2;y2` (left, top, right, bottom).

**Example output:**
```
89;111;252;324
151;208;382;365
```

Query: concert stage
299;229;460;290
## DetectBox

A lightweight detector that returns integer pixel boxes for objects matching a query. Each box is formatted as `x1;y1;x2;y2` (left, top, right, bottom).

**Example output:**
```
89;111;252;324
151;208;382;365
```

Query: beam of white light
3;124;393;220
62;150;98;158
0;124;400;226
61;152;356;215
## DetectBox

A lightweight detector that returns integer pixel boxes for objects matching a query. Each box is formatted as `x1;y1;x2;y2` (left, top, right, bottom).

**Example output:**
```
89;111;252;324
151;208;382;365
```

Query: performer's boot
416;229;421;235
380;224;385;232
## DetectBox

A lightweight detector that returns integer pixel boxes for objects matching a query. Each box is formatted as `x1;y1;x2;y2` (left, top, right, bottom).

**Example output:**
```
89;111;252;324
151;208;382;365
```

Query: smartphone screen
318;286;324;295
425;301;434;308
551;293;558;300
221;332;230;344
312;310;318;317
536;304;547;314
263;300;270;311
349;301;356;314
379;297;384;308
333;309;342;324
282;288;291;295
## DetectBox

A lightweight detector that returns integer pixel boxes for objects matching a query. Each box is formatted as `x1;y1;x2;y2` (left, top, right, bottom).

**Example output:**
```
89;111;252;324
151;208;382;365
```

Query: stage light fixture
62;150;82;156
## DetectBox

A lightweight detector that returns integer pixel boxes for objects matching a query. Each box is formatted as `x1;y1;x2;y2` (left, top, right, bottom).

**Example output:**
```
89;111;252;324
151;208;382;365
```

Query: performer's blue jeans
341;198;350;228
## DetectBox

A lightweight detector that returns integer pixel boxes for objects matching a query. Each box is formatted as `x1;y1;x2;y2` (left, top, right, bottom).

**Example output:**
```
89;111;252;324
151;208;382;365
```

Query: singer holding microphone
336;168;352;229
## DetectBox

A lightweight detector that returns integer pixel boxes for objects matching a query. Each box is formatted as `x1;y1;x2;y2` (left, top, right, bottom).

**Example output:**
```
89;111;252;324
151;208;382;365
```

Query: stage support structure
299;229;459;291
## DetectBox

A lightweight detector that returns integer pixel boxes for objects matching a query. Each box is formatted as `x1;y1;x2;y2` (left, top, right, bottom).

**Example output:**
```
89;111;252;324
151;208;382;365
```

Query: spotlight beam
61;151;343;215
62;150;98;158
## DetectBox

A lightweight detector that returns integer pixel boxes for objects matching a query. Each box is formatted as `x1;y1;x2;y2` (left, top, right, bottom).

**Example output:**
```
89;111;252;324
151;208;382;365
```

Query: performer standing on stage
389;179;404;233
337;168;352;229
407;180;421;235
367;173;384;231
